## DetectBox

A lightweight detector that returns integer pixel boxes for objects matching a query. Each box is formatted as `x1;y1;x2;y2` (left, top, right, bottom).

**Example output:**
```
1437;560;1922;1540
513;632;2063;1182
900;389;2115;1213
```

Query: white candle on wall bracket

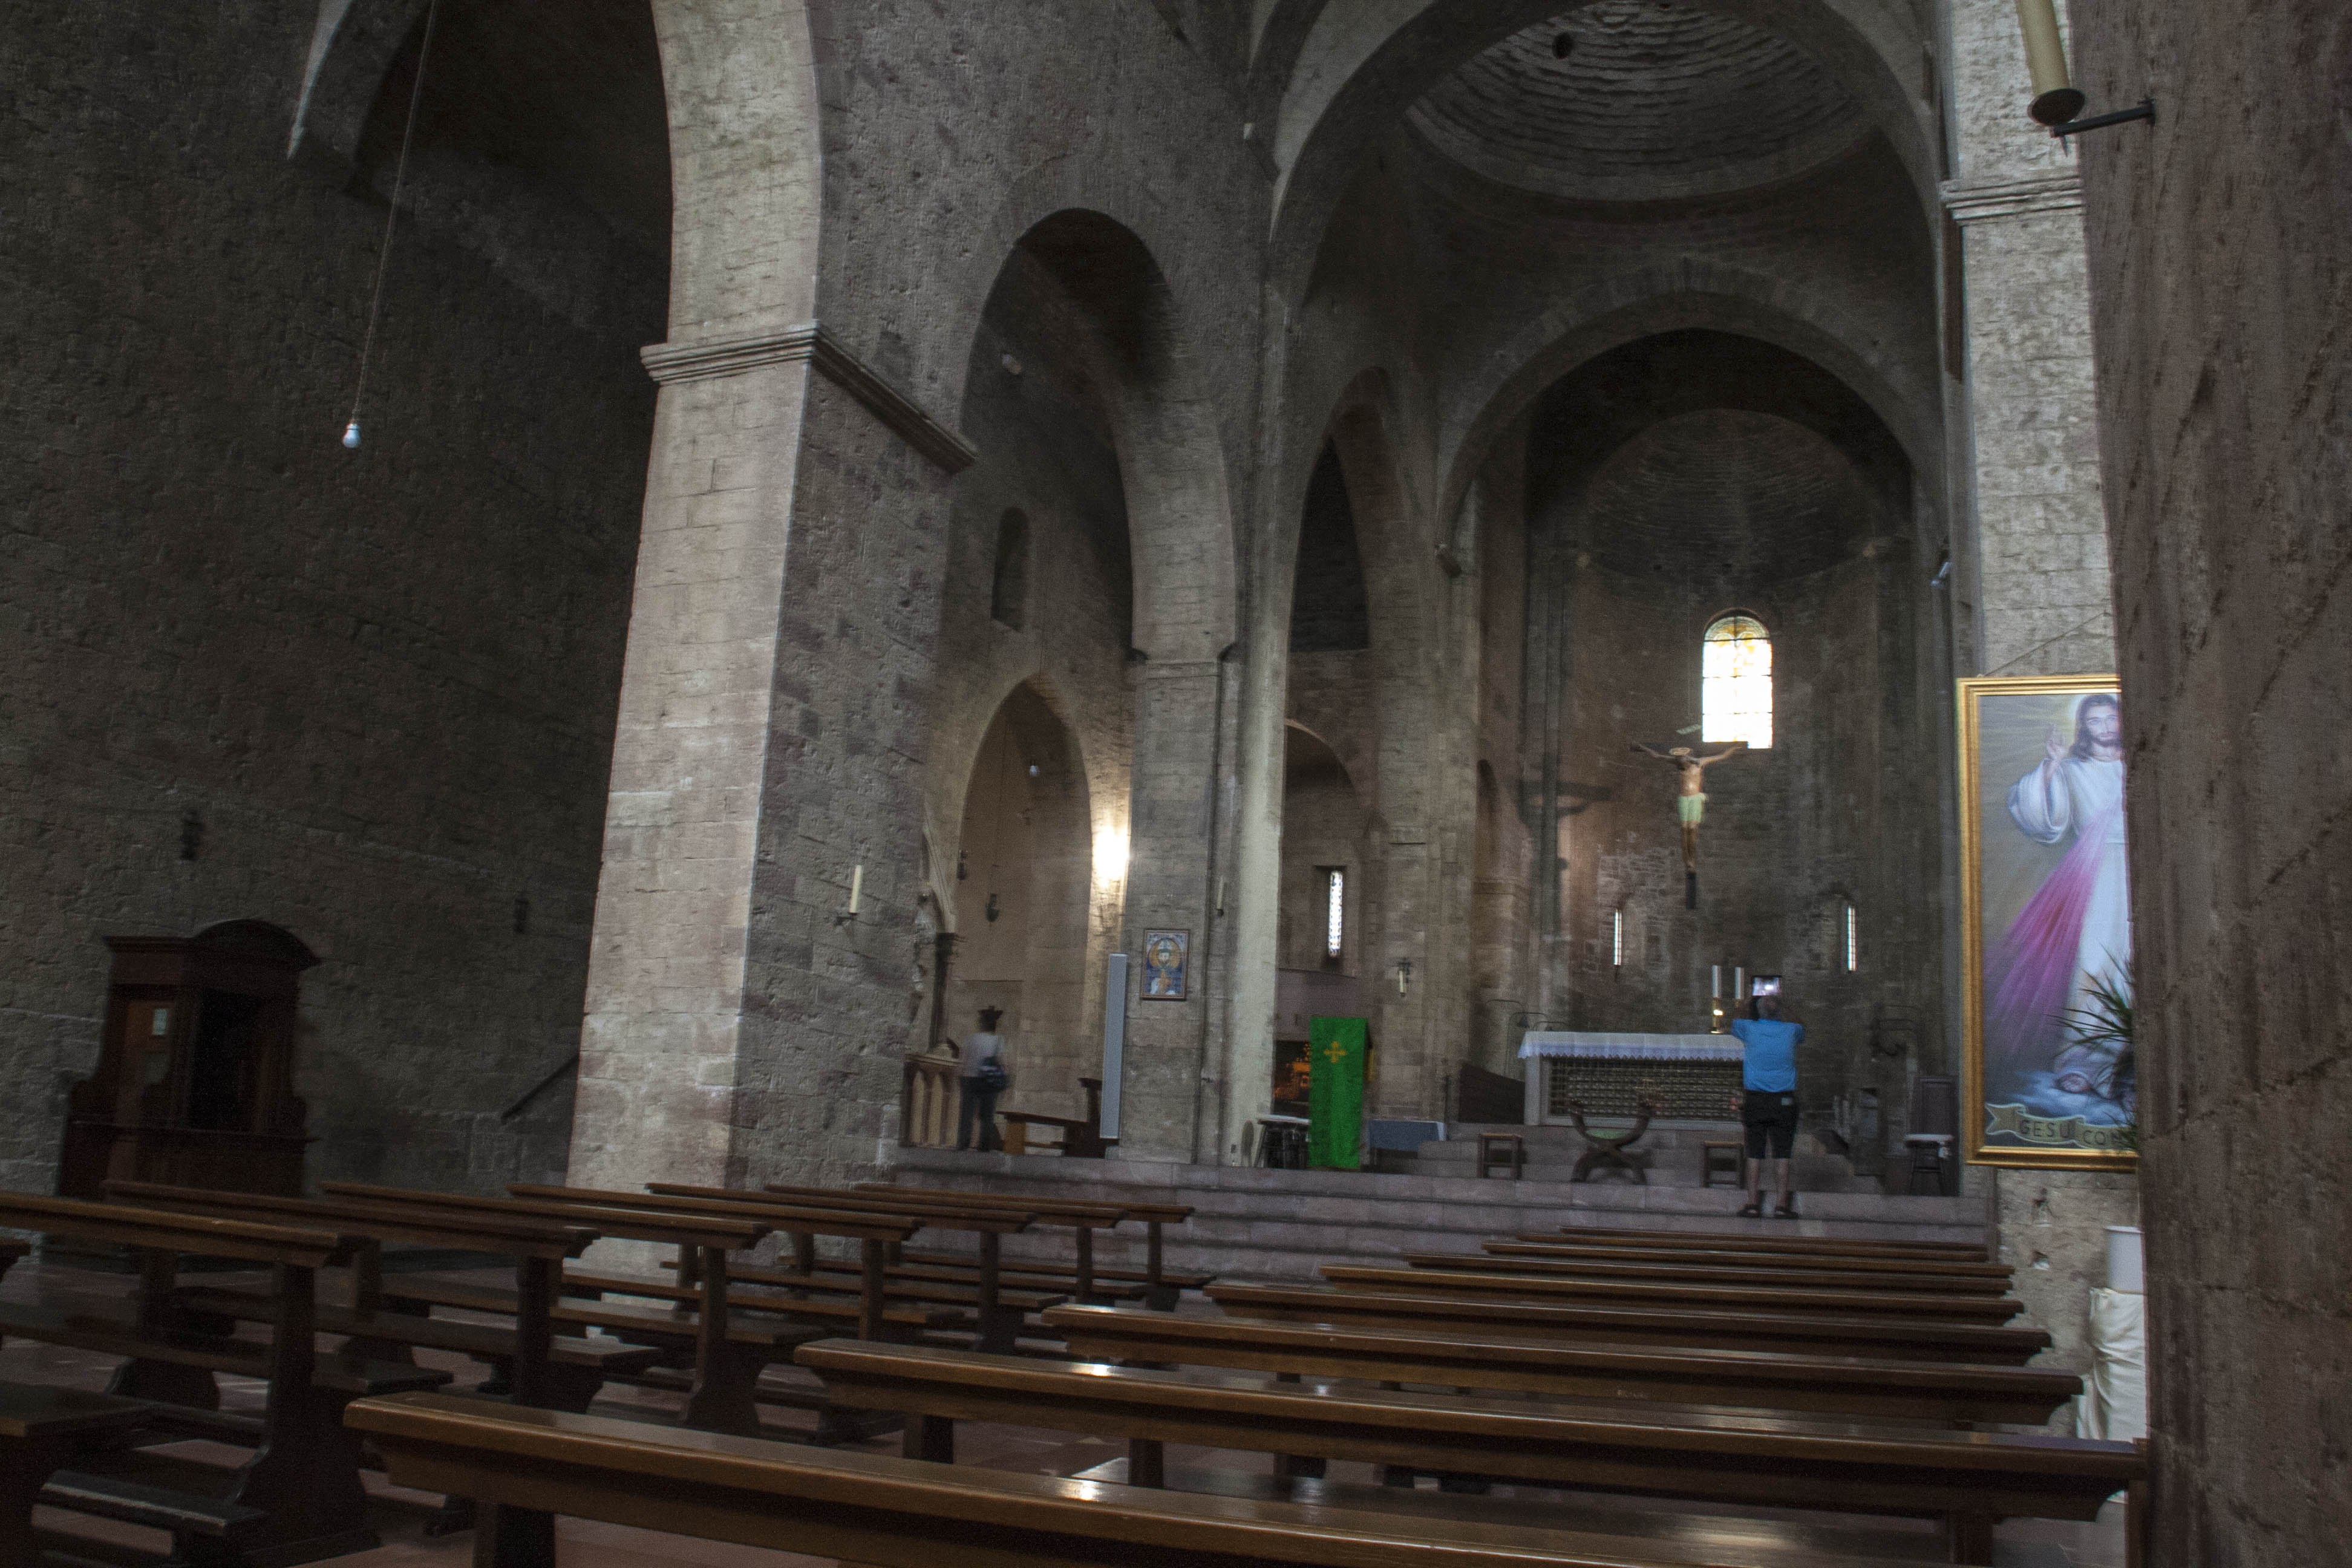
848;863;863;917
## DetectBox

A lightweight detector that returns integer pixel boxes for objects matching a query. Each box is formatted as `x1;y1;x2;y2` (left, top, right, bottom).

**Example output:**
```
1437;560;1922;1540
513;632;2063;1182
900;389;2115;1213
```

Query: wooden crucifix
1630;739;1748;907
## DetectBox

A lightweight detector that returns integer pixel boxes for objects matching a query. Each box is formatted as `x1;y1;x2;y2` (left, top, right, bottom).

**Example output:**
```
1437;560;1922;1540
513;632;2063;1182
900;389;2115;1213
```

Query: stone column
567;348;810;1195
569;326;974;1197
1114;659;1233;1163
1945;0;2114;681
1945;0;2138;1415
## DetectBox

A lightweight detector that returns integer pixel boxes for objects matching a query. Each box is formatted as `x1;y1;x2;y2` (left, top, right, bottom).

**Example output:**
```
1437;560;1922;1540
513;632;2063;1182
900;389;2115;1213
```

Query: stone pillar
569;326;975;1197
1945;0;2114;680
568;349;811;1195
1944;0;2137;1419
1114;659;1233;1163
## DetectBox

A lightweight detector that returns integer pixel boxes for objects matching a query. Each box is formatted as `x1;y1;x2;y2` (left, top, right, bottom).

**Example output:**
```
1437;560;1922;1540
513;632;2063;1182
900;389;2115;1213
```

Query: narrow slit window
1702;614;1772;749
1325;869;1345;959
990;509;1030;629
1843;902;1858;972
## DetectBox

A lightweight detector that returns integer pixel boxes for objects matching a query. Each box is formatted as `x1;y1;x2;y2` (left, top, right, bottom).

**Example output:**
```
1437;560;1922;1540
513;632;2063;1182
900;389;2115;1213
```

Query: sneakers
1774;1198;1800;1220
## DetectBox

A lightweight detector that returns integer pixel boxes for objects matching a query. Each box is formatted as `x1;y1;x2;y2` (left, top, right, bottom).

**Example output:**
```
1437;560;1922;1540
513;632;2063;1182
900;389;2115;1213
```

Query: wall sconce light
2013;0;2152;138
1396;959;1413;996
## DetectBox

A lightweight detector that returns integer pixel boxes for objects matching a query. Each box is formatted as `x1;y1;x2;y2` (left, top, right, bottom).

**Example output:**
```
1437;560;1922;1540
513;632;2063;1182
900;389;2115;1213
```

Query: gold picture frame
1957;674;2138;1170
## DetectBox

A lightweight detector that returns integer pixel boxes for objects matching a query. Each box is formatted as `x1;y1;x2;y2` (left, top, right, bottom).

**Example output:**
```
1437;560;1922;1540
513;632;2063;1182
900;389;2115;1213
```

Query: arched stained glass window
1702;614;1772;749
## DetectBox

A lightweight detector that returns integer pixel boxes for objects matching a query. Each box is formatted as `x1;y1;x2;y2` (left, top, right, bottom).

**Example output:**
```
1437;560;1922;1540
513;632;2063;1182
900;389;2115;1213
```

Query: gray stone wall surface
2071;1;2352;1556
574;0;1275;1185
1;1;659;1197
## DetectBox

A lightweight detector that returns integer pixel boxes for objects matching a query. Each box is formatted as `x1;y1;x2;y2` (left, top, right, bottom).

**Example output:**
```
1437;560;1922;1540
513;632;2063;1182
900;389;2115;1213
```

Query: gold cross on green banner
1307;1016;1368;1170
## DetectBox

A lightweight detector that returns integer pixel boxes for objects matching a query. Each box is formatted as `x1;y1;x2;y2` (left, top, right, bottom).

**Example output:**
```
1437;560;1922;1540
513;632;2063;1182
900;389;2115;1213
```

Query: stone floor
1;1257;2126;1567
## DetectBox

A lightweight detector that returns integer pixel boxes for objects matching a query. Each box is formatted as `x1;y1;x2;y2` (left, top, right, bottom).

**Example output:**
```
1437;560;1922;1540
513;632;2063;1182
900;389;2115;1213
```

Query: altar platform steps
1397;1121;1883;1195
887;1145;1988;1288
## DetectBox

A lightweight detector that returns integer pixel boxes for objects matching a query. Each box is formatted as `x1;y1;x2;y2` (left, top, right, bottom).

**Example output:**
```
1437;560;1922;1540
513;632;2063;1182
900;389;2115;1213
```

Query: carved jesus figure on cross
1630;739;1748;879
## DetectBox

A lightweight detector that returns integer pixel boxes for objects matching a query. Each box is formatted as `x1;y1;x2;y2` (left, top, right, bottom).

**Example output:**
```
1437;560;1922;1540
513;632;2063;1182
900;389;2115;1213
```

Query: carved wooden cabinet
57;921;318;1200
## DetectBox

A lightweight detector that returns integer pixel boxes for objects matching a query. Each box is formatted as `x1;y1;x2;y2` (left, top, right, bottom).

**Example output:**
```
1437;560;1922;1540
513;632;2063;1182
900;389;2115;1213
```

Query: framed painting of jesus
1957;674;2138;1170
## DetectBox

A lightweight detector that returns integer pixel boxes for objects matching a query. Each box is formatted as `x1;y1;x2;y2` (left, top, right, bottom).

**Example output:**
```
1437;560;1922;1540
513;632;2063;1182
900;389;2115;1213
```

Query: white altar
1518;1031;1744;1123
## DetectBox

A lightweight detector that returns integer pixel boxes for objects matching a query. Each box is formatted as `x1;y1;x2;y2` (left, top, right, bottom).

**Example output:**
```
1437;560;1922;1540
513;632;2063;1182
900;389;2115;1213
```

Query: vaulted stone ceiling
1405;0;1868;201
1579;410;1873;586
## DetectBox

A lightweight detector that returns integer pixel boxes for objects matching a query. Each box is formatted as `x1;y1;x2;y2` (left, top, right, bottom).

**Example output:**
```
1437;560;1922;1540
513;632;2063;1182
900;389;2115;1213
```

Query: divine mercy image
1966;682;2136;1158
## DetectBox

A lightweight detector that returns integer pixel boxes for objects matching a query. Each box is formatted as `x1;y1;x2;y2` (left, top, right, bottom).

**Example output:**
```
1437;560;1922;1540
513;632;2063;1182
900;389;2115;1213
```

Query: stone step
888;1146;1990;1287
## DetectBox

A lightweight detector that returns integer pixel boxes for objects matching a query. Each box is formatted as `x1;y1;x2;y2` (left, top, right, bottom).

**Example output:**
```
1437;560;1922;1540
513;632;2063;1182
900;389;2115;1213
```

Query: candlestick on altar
1711;965;1721;998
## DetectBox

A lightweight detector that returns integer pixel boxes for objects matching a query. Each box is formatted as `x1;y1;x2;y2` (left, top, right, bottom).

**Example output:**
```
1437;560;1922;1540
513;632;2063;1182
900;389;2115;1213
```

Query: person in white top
956;1007;1009;1152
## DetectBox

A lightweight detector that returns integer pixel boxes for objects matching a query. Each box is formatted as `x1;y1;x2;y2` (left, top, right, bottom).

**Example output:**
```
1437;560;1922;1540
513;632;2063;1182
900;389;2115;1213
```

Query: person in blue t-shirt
1728;988;1803;1219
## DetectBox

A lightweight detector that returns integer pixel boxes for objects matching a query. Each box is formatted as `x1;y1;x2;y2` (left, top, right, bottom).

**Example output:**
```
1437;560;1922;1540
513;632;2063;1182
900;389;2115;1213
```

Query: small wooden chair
1475;1132;1525;1180
1904;1134;1955;1195
1701;1142;1744;1187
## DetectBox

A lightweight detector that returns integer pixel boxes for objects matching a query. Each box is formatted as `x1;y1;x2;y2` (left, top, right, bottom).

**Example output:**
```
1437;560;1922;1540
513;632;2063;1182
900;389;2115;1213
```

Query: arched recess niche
945;685;1095;1119
925;207;1242;1157
1525;327;1946;1113
284;0;677;1193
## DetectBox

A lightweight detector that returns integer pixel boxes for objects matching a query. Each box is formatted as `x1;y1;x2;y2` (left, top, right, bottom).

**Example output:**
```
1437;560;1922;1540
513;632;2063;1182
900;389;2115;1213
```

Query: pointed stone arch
943;680;1099;1123
1436;260;1942;538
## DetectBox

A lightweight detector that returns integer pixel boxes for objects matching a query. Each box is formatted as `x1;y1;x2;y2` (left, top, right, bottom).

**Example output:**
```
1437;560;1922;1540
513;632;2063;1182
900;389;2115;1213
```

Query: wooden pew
791;1183;1133;1304
323;1180;938;1347
1495;1238;2015;1284
1549;1226;1991;1263
500;1181;925;1334
102;1180;658;1413
0;1192;449;1564
1325;1266;2027;1324
2;1381;215;1563
1208;1284;2054;1365
639;1181;1056;1350
1041;1305;2081;1427
793;1339;2143;1565
347;1390;1947;1568
1417;1251;2016;1297
331;1181;964;1442
855;1181;1207;1308
105;1179;670;1553
313;1180;878;1436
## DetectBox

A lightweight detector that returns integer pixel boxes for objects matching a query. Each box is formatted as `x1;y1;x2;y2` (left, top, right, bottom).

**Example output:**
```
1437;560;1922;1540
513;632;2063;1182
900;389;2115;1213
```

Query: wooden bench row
791;1337;2141;1565
0;1191;452;1565
348;1390;1964;1568
1207;1282;2053;1364
1326;1264;2027;1324
1044;1305;2079;1426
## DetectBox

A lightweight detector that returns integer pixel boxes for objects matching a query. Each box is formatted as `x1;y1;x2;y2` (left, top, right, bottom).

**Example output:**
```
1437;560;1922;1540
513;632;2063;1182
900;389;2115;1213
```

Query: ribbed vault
1406;1;1867;201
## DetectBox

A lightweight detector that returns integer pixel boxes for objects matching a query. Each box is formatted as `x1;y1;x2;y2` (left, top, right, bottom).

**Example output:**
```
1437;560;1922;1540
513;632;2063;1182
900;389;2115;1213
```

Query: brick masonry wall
1;2;658;1196
2071;1;2352;1555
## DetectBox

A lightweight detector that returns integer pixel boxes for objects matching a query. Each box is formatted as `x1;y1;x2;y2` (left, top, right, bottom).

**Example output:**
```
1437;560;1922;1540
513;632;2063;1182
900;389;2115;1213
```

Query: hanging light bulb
342;420;362;450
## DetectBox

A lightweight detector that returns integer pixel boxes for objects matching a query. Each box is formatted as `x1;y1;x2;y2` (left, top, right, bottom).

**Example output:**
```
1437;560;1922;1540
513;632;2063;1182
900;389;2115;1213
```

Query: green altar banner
1308;1016;1367;1169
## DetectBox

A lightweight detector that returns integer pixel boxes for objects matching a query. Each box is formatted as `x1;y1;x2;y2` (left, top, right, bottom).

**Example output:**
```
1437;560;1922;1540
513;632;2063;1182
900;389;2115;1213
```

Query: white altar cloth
1518;1031;1743;1061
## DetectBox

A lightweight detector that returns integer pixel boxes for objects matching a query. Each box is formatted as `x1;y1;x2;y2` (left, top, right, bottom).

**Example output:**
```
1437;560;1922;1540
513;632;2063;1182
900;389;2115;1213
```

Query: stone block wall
2071;1;2352;1555
1;1;659;1195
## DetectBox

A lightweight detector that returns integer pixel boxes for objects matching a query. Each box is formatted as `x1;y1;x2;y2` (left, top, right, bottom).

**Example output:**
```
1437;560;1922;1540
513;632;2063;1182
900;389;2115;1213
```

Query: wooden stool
1701;1141;1743;1187
1476;1132;1525;1180
1904;1134;1955;1195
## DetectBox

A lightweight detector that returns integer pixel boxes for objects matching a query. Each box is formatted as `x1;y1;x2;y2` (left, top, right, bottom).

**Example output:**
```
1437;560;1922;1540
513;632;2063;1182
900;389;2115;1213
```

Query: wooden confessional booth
56;920;318;1200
